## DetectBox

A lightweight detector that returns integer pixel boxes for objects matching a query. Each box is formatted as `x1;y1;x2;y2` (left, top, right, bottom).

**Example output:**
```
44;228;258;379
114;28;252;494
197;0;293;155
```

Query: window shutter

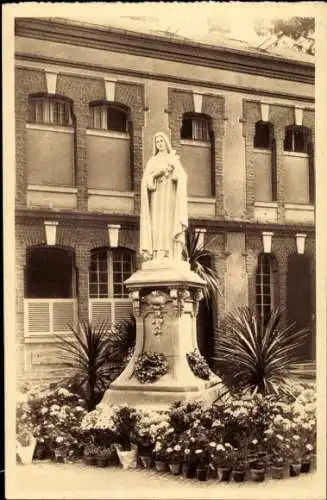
90;300;113;326
113;300;133;324
271;138;277;201
27;302;50;334
307;141;315;204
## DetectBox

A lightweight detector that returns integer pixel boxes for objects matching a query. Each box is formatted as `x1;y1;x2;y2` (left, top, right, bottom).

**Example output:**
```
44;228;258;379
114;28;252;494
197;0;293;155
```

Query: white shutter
90;300;113;326
27;301;50;334
113;300;133;324
53;301;75;332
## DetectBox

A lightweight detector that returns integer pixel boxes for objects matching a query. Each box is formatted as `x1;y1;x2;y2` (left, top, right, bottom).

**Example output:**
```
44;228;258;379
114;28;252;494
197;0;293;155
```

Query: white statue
140;132;188;261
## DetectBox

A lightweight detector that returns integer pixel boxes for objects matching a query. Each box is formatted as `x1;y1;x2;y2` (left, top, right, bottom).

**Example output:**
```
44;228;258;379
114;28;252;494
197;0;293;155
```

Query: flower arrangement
134;351;169;383
186;350;211;380
133;409;170;452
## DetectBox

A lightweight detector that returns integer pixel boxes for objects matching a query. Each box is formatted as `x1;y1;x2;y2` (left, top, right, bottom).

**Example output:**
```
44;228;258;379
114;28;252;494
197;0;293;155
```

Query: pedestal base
98;262;226;411
98;378;224;411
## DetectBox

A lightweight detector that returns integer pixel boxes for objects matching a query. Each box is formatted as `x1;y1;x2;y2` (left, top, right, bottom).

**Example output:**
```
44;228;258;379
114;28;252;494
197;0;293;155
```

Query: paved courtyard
7;460;325;500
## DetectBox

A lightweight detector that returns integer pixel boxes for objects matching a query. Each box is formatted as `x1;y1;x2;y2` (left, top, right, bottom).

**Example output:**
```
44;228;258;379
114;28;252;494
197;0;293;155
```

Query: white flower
184;449;190;455
293;435;300;441
174;445;181;452
195;449;203;454
209;442;216;448
40;407;48;415
58;388;71;397
166;447;173;453
306;444;314;451
216;444;225;451
276;434;284;441
251;439;258;445
225;442;232;448
56;436;64;443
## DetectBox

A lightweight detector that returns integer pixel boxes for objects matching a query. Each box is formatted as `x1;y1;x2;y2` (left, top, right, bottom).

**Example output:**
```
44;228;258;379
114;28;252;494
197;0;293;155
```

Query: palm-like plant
54;321;113;411
183;228;223;305
214;307;309;397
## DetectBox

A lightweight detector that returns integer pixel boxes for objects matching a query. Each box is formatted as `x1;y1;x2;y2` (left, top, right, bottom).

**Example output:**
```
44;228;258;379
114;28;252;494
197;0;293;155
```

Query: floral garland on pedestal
186;349;211;380
134;352;169;384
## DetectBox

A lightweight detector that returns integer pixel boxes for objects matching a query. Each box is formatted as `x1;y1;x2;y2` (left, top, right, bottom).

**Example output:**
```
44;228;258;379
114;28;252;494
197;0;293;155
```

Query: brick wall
167;89;225;217
243;101;315;221
16;70;145;212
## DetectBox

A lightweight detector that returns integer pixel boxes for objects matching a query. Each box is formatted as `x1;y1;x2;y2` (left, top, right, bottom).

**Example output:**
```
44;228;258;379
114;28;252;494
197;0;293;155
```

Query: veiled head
153;132;172;155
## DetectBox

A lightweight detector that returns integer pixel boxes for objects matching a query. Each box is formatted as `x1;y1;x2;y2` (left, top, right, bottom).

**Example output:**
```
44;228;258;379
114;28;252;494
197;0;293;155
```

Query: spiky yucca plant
183;228;223;305
214;307;309;397
54;321;113;411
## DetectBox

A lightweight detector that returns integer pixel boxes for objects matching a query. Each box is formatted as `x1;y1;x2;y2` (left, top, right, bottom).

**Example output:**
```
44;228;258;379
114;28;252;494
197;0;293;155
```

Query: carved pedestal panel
99;262;223;410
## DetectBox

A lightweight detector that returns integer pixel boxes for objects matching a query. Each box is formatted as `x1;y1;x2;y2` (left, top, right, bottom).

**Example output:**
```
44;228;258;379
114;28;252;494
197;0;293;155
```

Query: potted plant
211;442;236;482
83;442;98;466
287;434;303;477
166;443;183;475
133;409;169;468
16;428;37;465
112;404;139;469
94;444;116;467
153;440;168;472
231;447;247;483
301;443;314;473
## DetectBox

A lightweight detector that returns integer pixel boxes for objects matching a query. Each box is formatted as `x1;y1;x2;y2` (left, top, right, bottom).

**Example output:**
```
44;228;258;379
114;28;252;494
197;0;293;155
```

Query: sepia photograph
3;2;327;499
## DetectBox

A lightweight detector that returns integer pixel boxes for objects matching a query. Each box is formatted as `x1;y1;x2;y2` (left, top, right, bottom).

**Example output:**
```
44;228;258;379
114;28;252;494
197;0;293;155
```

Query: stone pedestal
99;260;223;410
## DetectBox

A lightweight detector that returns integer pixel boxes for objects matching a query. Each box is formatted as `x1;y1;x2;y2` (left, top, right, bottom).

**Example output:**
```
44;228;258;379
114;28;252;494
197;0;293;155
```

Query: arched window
28;95;73;126
180;113;214;197
89;247;134;299
254;121;274;149
255;253;278;328
283;125;309;153
253;121;277;202
181;114;211;141
87;102;132;192
89;102;128;132
24;247;77;336
283;125;314;203
88;247;135;325
25;247;76;298
26;94;75;188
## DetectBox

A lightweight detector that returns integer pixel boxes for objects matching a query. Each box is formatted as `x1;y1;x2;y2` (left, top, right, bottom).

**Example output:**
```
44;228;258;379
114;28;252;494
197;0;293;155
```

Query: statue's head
153;132;172;155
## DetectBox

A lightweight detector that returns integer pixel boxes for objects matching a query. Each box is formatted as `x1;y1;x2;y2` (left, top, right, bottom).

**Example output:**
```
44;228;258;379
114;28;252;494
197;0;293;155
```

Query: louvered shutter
113;300;133;324
53;301;76;332
27;301;50;334
90;300;113;326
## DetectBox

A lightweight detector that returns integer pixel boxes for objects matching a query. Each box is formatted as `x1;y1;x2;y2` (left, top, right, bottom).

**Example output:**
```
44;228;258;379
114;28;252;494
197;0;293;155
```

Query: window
28;96;73;126
255;253;278;328
89;248;134;299
284;126;308;153
254;121;274;149
25;247;76;298
181;114;210;141
89;103;128;132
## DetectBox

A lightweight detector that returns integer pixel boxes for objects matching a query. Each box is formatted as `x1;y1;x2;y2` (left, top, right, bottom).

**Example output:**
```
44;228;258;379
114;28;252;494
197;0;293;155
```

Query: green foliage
54;321;113;411
214;307;309;397
183;228;222;306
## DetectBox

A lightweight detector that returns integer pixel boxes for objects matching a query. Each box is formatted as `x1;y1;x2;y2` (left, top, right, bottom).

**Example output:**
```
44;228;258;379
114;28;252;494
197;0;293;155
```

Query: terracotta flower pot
154;460;167;472
140;455;153;469
232;469;246;482
271;465;284;480
250;467;265;482
96;457;108;467
196;466;209;481
84;456;96;466
301;460;311;473
218;466;232;482
168;462;181;475
289;463;301;477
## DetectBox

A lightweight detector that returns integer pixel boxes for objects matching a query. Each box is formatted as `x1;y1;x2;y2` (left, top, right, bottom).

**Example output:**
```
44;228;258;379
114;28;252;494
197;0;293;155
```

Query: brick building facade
14;18;315;383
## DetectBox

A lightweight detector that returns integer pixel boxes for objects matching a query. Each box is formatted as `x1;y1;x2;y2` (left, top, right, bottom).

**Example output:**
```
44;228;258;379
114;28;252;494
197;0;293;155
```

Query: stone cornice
15;209;315;236
15;54;315;104
15;18;315;86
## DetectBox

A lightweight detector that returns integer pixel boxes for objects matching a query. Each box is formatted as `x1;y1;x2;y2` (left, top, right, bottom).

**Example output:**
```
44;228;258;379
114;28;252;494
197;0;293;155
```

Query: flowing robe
140;152;188;260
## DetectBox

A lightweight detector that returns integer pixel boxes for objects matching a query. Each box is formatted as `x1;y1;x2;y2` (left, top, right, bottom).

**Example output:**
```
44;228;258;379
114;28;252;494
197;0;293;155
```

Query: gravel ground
6;460;325;500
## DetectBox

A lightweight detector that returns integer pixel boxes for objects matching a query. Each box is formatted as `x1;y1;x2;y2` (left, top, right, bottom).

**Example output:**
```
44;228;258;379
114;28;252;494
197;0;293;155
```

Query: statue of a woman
140;132;188;262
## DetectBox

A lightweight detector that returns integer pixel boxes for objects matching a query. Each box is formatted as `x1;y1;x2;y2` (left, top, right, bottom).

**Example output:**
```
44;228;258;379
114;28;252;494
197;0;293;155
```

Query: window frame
28;95;73;127
181;113;211;142
255;253;278;328
253;121;274;149
88;248;134;299
89;102;129;133
283;125;310;154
